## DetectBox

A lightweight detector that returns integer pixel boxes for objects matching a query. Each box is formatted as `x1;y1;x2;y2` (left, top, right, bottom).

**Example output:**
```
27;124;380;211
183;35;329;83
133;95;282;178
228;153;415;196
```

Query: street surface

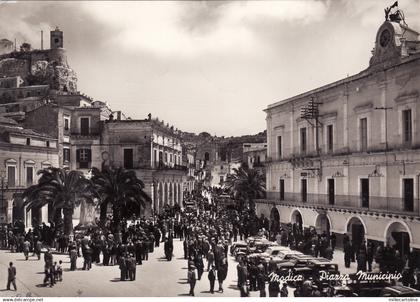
0;240;355;297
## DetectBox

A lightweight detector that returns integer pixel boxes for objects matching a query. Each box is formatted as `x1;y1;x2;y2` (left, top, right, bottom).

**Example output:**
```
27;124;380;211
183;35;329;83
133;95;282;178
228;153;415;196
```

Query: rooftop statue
384;1;405;24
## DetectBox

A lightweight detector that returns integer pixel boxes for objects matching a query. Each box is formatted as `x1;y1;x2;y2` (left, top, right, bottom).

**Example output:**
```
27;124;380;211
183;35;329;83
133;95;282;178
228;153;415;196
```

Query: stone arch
384;220;412;256
290;208;304;229
315;213;332;234
345;216;366;251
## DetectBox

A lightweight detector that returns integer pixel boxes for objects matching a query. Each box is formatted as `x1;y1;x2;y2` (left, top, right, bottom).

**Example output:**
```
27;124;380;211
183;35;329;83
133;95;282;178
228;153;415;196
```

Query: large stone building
101;116;187;215
0;116;59;227
257;13;420;256
0;27;190;226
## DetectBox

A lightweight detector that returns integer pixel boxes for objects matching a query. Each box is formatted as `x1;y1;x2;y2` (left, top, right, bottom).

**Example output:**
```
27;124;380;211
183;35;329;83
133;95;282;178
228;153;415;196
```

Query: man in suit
7;262;17;291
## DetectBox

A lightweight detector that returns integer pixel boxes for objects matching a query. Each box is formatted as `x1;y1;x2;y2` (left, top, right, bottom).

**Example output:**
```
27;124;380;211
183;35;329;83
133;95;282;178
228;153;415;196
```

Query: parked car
380;285;420;297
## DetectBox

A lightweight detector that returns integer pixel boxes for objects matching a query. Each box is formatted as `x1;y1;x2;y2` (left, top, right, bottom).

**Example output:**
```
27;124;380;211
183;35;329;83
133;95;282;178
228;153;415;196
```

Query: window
159;151;163;164
301;179;307;202
46;141;50;147
77;149;91;169
124;148;133;169
63;148;70;163
170;154;173;163
328;178;335;205
300;128;307;154
165;152;169;163
64;116;70;131
80;117;90;135
277;136;282;159
360;118;368;151
403;178;414;212
7;166;15;187
26;138;30;146
204;152;210;161
279;179;285;201
360;178;369;208
327;125;333;153
402;109;412;145
153;150;157;167
26;166;34;186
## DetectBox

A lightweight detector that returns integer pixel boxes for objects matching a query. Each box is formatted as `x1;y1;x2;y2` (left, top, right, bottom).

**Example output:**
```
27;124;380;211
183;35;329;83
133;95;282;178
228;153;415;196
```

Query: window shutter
76;149;81;162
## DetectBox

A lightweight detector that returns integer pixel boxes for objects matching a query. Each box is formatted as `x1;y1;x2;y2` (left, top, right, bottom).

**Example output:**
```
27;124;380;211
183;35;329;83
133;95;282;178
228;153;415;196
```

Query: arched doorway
291;209;303;232
385;221;411;257
315;213;331;235
270;207;280;234
346;216;366;252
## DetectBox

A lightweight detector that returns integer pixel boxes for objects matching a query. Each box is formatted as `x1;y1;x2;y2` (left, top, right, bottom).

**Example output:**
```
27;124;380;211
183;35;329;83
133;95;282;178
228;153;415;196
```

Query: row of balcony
266;142;420;164
261;192;420;217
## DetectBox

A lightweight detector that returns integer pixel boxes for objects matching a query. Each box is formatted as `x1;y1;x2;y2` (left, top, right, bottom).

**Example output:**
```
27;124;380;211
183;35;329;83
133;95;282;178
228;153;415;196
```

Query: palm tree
90;165;151;226
23;167;95;235
223;164;266;213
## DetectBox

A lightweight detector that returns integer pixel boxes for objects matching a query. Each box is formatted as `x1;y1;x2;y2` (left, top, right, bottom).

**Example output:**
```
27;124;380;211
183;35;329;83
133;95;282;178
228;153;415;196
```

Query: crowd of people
2;188;420;296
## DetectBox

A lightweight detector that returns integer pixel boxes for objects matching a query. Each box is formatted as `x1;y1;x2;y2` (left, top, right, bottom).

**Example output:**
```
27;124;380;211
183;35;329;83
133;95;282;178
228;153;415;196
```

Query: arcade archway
346;216;366;251
291;209;303;232
315;213;331;235
385;221;411;257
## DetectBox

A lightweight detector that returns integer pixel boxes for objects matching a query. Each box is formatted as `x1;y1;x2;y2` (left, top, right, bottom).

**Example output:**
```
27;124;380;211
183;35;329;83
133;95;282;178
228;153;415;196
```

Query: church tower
50;27;63;49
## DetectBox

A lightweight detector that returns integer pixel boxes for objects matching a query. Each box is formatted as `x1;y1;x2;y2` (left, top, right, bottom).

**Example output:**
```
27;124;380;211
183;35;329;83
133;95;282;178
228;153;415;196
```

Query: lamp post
0;170;8;224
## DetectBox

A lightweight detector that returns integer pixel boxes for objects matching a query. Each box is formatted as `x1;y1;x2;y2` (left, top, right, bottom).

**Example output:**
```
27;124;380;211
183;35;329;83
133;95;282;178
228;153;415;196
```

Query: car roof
385;286;420;294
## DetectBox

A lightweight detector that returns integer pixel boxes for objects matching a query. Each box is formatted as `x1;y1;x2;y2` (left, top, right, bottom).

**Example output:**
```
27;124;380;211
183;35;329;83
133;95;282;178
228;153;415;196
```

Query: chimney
117;111;121;120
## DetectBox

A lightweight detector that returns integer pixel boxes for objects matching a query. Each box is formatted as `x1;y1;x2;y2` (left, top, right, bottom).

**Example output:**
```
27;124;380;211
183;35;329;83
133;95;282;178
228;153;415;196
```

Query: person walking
217;257;228;293
34;240;42;260
195;254;204;280
23;239;30;260
207;249;214;271
188;265;197;296
7;262;17;291
208;265;216;294
119;254;127;281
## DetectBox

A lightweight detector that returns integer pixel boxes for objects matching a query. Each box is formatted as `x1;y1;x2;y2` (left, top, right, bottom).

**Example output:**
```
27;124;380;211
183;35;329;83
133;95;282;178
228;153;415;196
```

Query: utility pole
300;96;323;156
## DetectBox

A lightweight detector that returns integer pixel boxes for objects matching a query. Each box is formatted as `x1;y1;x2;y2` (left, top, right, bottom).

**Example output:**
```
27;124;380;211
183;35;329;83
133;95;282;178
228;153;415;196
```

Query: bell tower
50;27;63;49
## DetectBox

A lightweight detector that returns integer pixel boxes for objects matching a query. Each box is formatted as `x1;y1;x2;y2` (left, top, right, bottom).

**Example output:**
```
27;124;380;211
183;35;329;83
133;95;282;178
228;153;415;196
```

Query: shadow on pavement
110;278;121;282
228;285;239;290
177;293;191;296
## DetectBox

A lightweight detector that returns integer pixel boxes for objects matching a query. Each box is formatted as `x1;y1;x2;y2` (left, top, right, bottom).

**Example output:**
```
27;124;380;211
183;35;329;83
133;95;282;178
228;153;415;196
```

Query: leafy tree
23;167;94;235
90;166;151;227
223;164;266;213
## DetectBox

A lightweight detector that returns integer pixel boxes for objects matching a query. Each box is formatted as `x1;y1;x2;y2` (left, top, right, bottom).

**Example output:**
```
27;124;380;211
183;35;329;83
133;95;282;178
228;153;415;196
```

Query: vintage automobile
247;245;291;262
230;241;247;256
380;285;420;297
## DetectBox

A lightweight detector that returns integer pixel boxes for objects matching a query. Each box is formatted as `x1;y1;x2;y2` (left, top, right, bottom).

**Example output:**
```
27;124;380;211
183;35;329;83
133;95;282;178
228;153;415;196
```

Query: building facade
257;18;420;255
101;117;187;215
0;116;59;227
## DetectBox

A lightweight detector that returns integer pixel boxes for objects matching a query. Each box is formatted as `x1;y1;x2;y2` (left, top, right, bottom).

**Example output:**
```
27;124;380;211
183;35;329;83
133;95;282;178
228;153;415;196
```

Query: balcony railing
266;142;420;164
258;192;420;217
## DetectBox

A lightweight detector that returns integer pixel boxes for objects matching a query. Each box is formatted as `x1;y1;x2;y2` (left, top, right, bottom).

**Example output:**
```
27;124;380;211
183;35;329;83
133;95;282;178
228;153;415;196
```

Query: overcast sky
1;0;419;136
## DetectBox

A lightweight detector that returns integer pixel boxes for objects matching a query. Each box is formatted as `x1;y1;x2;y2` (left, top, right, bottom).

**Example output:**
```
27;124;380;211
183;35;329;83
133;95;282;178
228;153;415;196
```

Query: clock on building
379;29;391;47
